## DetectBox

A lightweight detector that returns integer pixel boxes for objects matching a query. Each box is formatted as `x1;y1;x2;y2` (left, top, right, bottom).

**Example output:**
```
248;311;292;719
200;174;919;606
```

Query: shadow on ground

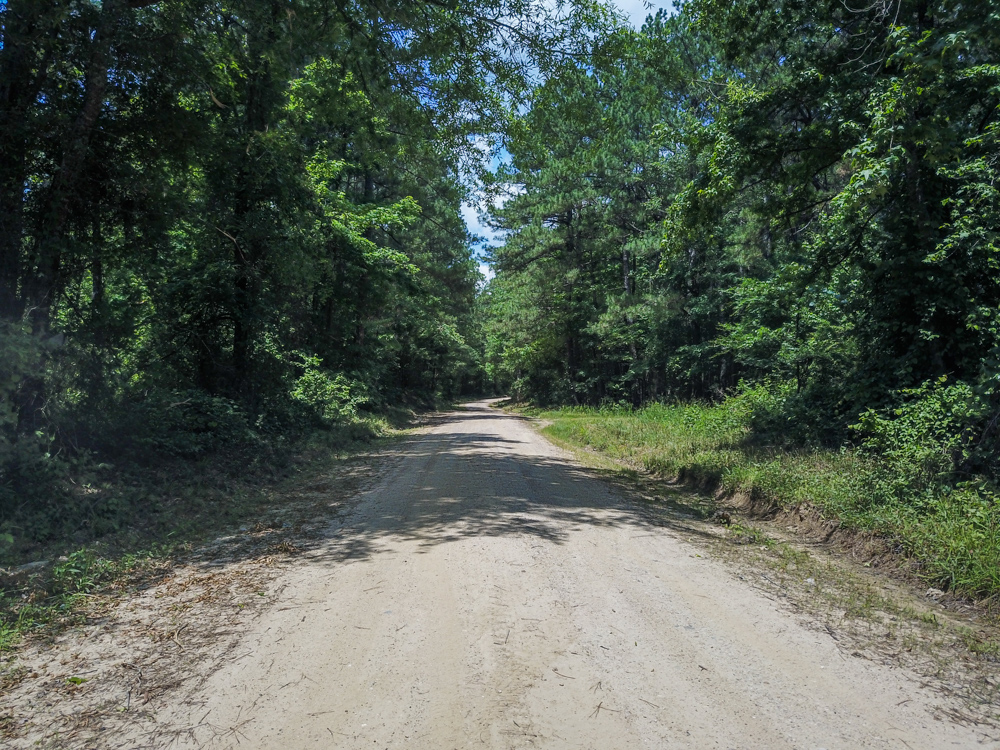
189;401;719;572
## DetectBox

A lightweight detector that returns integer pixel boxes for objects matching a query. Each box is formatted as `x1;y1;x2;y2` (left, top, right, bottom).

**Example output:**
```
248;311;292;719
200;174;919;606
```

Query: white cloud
462;202;499;283
614;0;670;27
462;202;503;246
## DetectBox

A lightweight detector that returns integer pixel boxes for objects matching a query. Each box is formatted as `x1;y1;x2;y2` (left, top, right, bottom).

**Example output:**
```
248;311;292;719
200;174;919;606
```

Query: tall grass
537;394;1000;599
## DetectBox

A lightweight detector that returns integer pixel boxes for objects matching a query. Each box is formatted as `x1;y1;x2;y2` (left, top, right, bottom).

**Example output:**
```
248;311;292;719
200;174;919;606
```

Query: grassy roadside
0;412;414;654
513;401;1000;721
521;401;1000;601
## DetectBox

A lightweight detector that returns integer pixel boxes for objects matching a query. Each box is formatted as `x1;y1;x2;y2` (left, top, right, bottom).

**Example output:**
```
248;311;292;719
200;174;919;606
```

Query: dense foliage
486;1;1000;418
484;3;1000;447
0;0;614;546
482;0;1000;591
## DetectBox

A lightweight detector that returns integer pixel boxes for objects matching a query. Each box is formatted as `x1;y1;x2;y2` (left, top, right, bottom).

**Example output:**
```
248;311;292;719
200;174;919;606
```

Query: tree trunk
228;0;285;396
0;1;53;320
27;0;122;333
622;245;638;363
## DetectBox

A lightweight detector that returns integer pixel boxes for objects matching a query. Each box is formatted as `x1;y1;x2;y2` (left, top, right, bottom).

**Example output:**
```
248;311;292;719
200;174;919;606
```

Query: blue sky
469;0;666;280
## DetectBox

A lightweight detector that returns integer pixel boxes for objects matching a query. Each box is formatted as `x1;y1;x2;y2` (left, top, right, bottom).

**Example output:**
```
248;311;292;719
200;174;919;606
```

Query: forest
0;0;612;553
2;0;1000;593
482;0;1000;595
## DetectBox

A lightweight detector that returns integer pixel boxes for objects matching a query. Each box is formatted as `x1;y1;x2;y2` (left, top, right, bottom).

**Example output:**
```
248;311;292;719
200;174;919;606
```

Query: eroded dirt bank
105;400;995;748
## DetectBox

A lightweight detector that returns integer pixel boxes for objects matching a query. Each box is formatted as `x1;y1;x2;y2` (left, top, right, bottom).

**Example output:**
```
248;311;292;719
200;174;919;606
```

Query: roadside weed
539;403;1000;600
728;523;775;547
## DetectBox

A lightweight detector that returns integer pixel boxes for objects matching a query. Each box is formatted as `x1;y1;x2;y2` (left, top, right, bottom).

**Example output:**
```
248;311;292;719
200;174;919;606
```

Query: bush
0;324;70;532
290;356;369;424
129;389;255;458
852;378;983;505
724;379;852;447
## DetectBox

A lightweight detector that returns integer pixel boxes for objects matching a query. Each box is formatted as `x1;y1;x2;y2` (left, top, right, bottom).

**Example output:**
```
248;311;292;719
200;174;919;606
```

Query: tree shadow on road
268;401;720;568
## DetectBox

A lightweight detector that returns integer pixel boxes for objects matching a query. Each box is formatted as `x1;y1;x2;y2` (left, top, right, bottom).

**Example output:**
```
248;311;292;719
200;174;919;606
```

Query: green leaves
4;0;618;542
485;0;1000;475
290;356;369;423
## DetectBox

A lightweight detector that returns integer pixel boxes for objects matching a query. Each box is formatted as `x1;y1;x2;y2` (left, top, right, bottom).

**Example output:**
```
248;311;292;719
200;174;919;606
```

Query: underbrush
535;381;1000;600
1;413;394;560
0;411;405;653
0;320;425;562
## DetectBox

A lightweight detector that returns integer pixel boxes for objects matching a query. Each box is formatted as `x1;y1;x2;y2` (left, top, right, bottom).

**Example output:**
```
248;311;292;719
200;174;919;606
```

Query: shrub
0;324;70;531
290;356;369;424
852;378;983;505
129;390;255;458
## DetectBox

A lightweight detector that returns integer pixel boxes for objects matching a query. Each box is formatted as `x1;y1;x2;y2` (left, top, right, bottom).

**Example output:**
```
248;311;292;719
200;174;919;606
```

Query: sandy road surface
140;401;994;749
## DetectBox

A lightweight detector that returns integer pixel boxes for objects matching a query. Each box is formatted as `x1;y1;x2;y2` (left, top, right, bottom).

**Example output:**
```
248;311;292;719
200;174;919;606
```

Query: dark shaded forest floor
0;408;424;656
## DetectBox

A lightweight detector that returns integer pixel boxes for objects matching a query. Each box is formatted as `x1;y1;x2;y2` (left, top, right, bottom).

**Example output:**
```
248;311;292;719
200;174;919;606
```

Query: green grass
532;401;1000;600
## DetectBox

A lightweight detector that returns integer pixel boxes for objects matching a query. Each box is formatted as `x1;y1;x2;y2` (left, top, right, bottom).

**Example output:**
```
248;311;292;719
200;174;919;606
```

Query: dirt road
139;401;994;748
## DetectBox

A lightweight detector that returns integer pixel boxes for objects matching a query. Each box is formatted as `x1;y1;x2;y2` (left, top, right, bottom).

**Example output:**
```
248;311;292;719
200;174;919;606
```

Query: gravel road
150;400;994;748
